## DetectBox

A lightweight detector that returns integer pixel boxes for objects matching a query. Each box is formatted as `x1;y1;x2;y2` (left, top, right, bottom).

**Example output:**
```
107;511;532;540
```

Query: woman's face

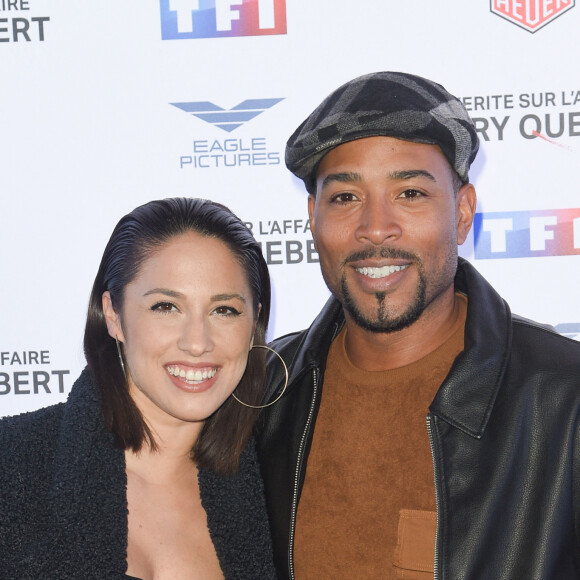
103;231;257;428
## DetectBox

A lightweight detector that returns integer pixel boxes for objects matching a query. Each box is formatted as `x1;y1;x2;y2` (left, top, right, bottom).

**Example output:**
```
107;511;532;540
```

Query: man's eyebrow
321;172;362;189
388;169;437;182
321;169;437;189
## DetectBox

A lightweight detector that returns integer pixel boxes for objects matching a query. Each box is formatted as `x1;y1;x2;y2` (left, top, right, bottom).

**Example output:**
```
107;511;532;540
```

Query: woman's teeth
167;366;217;382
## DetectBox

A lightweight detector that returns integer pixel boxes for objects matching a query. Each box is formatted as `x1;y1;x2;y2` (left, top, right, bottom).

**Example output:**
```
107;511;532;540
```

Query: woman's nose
177;316;215;356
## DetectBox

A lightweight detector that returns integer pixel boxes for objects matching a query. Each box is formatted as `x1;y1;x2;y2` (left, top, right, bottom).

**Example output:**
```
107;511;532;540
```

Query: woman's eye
214;305;241;316
151;302;177;313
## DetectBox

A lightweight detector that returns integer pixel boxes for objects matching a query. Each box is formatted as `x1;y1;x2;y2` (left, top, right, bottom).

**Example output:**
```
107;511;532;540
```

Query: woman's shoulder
0;367;96;446
0;403;65;471
0;403;66;531
0;401;65;436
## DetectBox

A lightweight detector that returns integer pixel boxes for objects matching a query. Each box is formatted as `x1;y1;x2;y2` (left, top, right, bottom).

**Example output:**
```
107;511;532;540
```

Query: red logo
491;0;575;32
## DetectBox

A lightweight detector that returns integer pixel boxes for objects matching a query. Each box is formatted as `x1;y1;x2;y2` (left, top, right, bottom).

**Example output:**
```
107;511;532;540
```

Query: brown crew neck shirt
293;294;467;579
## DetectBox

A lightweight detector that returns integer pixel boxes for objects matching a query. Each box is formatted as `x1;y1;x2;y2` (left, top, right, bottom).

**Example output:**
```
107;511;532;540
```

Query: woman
0;198;277;579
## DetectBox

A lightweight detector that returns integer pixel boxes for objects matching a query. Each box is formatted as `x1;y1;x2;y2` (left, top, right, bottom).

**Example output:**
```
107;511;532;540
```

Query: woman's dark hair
83;197;271;475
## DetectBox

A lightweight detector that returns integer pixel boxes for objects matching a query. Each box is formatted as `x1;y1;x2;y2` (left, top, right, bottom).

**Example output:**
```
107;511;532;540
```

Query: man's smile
355;264;410;279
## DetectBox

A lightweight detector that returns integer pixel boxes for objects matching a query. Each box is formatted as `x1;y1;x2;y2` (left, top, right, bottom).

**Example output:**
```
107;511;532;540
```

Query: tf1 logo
473;208;580;259
160;0;287;39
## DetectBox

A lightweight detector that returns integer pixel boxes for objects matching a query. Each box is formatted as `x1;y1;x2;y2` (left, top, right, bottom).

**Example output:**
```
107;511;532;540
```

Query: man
256;71;580;579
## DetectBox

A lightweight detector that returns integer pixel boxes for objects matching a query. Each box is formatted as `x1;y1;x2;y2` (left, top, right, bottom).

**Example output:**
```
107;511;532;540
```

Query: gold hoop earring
115;337;126;377
231;345;288;409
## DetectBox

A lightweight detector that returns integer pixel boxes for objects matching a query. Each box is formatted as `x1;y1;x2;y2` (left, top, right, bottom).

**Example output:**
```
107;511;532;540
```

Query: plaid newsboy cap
285;71;479;192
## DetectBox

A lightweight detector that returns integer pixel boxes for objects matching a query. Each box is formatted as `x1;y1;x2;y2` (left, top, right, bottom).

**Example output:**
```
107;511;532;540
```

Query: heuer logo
491;0;575;32
171;98;284;132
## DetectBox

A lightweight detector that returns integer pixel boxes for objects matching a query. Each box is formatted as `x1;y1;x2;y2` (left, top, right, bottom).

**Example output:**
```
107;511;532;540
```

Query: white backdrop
1;0;579;417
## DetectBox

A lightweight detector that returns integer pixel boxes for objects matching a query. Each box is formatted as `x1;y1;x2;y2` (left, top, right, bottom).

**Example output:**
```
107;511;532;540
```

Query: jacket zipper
427;414;441;580
288;369;319;580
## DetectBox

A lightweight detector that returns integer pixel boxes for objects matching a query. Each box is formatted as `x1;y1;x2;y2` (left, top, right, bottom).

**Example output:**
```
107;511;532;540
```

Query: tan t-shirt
293;295;467;579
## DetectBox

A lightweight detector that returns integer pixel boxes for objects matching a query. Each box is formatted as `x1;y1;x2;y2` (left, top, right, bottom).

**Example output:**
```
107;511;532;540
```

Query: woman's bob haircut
84;197;271;475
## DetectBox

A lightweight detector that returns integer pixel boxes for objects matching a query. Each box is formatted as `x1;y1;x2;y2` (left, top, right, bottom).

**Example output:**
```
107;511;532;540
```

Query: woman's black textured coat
0;368;276;579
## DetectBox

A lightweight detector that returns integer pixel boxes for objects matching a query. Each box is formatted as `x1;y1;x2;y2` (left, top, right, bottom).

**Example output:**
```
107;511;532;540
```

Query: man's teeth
357;264;409;279
167;366;217;382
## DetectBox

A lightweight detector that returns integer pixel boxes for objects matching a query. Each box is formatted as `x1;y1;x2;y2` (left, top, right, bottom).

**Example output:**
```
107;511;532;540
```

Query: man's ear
102;291;124;342
456;183;477;246
308;194;317;247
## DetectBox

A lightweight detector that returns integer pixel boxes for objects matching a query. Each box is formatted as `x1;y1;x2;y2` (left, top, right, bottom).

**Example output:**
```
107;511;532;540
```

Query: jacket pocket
393;509;436;578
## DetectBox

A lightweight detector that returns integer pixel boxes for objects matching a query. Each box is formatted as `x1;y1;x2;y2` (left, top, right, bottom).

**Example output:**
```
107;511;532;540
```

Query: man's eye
151;302;177;313
399;189;424;200
331;192;358;203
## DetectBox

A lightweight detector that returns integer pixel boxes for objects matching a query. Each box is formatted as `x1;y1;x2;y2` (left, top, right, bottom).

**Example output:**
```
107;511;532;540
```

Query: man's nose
355;198;402;245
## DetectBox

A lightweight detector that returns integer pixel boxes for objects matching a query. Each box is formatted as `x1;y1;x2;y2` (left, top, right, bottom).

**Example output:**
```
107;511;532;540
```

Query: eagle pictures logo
171;98;284;132
491;0;575;32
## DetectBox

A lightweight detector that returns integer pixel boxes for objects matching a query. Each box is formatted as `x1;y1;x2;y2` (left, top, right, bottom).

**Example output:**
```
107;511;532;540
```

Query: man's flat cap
285;71;479;191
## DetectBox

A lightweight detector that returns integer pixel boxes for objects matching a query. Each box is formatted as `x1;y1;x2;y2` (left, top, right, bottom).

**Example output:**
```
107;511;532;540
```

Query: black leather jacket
256;259;580;579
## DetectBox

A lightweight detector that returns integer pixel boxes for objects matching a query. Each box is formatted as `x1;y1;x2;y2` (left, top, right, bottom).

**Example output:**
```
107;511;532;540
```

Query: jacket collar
43;369;128;574
430;259;512;439
49;368;126;520
285;258;511;439
284;297;345;388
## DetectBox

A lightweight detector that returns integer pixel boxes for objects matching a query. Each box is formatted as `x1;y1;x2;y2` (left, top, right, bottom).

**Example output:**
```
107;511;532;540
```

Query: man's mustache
343;247;419;266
